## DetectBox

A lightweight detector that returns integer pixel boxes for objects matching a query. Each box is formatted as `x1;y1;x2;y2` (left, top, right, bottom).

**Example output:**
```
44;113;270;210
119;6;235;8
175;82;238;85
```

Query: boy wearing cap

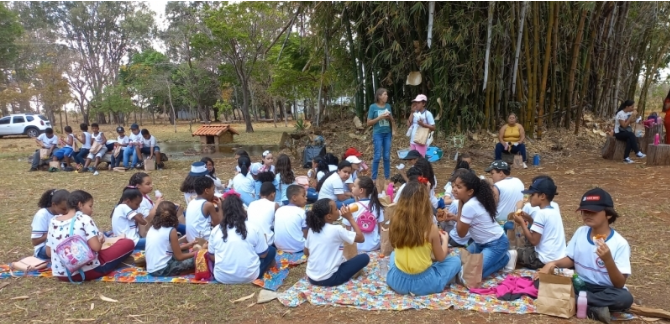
538;188;632;323
486;160;525;224
109;126;129;169
512;176;566;270
123;123;142;169
407;94;435;157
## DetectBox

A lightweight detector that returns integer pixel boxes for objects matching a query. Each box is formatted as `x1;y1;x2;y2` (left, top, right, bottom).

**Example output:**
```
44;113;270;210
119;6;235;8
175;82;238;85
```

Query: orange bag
194;249;213;281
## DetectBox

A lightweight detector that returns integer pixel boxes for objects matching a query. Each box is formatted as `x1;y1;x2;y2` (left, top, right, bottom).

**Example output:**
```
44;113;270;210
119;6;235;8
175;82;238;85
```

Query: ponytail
306;198;330;233
316;171;335;192
238;155;251;177
38;189;70;209
358;176;382;219
617;99;634;113
110;187;142;218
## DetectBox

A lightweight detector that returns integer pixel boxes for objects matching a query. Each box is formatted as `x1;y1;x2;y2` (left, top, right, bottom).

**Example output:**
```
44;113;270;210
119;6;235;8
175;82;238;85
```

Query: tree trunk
537;2;554;139
566;9;588;129
483;1;494;91
511;2;527;97
241;79;254;132
646;144;670;166
166;80;178;133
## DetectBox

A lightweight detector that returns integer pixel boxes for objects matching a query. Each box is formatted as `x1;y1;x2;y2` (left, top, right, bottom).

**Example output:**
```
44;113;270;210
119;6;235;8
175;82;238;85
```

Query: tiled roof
192;124;240;137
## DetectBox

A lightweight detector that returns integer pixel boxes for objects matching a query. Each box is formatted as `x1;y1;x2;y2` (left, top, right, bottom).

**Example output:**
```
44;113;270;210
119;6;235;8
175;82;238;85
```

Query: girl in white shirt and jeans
613;100;645;163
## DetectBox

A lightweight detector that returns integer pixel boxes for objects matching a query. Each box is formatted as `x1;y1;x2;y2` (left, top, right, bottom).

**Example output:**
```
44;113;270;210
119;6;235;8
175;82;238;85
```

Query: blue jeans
140;146;160;155
110;153;121;168
74;148;89;165
387;251;461;296
495;143;527;162
336;198;356;209
309;253;370;287
122;146;136;168
307;187;318;203
35;245;49;260
372;132;392;180
135;238;146;250
258;246;277;279
467;234;510;279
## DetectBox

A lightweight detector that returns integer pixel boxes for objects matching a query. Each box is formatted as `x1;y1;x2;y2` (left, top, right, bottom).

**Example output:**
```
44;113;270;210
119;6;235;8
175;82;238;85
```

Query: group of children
29;123;163;172
28;147;633;323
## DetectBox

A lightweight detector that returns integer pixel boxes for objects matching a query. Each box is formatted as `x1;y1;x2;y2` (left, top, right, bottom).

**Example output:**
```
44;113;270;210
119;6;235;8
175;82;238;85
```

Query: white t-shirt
393;183;406;203
273;205;307;253
141;135;157;147
459;197;504;244
91;131;105;144
305;223;356;282
111;204;140;245
448;200;471;245
523;201;560;219
37;134;59;149
232;173;255;197
145;226;174;273
614;110;632;134
567;226;631;287
31;208;55;256
344;171;357;192
494;177;525;222
46;212;101;277
318;173;345;201
316;171;326;181
80;132;92;149
328;165;338;172
246;198;276;245
342;200;384;252
529;205;567;263
410;109;435;143
185;198;211;243
208;222;269;284
117;135;129;146
128;132;143;147
63;134;75;149
138;195;154;219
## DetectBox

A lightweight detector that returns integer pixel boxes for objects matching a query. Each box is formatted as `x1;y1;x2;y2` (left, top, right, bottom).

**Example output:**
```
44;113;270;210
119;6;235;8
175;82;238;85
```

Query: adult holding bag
614;100;645;164
407;94;435;157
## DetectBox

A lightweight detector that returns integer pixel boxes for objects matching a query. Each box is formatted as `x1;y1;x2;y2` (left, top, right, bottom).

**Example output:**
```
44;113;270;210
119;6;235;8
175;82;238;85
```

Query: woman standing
407;94;435;157
367;88;395;183
614;100;645;164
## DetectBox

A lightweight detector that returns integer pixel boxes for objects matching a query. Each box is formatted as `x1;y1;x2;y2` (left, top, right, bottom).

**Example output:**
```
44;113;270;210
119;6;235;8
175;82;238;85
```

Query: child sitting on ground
317;160;355;208
146;201;199;276
538;188;633;323
185;176;223;243
343;176;384;252
234;149;249;174
209;192;276;284
232;155;256;205
32;189;70;259
304;198;369;287
247;182;280;245
47;190;134;282
274;185;308;253
111;188;147;249
512;176;566;270
260;150;275;173
180;162;208;204
128;172;164;237
82;123;107;172
274;154;296;205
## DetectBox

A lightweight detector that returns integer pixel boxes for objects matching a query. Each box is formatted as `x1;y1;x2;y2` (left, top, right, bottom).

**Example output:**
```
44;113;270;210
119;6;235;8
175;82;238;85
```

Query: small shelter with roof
192;124;239;145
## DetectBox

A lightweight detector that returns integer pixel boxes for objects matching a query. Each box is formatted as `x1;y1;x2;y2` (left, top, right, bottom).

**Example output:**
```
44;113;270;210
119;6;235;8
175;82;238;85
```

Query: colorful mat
1;250;306;291
278;251;636;320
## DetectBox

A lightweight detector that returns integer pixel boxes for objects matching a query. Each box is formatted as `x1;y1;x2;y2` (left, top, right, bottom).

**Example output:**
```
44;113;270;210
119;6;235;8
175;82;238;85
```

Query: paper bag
343;241;358;260
413;126;430;145
383;203;397;223
506;212;530;248
380;224;393;256
39;148;50;160
513;153;524;169
144;158;155;171
459;248;483;289
11;256;48;272
49;161;60;169
378;195;392;207
376;179;389;199
113;145;123;158
89;141;103;155
536;273;576;318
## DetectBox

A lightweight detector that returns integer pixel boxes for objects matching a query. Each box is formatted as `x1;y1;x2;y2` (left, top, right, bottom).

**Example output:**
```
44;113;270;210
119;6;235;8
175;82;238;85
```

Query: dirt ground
0;122;668;323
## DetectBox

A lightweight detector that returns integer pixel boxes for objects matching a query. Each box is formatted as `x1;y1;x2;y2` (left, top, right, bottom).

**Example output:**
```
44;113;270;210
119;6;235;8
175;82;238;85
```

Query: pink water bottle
386;182;395;201
577;291;588;318
655;133;660;145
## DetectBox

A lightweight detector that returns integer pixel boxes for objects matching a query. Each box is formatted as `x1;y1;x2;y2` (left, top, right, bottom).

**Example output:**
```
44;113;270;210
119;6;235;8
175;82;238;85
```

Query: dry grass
0;123;667;323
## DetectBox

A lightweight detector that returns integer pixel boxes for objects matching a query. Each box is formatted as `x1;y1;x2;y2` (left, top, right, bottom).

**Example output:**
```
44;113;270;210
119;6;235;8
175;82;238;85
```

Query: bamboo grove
306;1;670;138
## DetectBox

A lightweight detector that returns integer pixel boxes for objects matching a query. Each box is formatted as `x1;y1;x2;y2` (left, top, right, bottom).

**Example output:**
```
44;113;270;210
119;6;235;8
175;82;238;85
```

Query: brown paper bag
380;225;393;256
630;305;670;320
376;179;389;199
89;141;103;155
513;153;524;169
144;158;155;171
383;203;397;223
413;126;430;145
39;148;50;160
113;145;123;158
378;195;392;207
343;241;358;260
459;248;483;289
49;161;60;169
535;273;576;318
11;256;48;271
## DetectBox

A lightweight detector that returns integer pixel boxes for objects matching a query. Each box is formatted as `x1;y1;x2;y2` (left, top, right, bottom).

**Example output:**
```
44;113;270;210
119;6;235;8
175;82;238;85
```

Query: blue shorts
140;146;160;155
53;147;74;159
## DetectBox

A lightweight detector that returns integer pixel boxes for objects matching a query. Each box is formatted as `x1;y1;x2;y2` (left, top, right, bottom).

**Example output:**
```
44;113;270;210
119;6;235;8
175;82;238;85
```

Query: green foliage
294;118;306;131
0;3;22;69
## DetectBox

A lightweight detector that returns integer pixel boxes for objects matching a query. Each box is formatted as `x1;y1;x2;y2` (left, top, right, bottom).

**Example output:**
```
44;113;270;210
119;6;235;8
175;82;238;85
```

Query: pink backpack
54;214;96;283
355;202;377;233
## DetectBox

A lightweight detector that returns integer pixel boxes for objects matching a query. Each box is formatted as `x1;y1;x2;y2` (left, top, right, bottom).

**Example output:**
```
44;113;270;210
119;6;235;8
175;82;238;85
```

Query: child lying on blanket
146;201;199;276
32;189;70;260
537;188;633;324
304;199;368;287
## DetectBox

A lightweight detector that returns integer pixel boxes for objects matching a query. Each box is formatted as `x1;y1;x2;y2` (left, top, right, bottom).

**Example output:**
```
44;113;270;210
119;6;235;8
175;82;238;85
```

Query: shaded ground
0;123;668;323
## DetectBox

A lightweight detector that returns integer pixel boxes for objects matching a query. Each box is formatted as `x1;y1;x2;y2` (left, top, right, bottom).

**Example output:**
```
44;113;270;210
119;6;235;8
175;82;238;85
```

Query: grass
0;123;668;323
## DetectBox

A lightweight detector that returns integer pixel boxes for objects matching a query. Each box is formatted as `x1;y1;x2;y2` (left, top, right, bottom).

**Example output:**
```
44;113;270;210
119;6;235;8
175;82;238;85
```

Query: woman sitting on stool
614;100;645;164
495;113;527;168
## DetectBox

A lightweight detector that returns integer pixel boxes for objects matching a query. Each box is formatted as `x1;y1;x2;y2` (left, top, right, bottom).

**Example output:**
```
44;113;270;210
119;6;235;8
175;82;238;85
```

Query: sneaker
587;306;611;324
623;158;634;164
79;167;88;173
504;250;518;273
636;152;646;158
29;167;38;172
523;162;528;169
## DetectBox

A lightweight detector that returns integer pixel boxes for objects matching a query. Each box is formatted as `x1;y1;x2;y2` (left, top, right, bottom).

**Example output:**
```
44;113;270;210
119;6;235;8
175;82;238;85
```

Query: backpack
355;202;377;234
54;214;96;283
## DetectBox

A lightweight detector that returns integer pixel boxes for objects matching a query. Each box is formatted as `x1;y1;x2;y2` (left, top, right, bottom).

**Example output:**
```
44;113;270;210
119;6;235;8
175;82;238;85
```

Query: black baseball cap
522;177;557;196
485;160;510;172
130;123;139;130
116;126;125;133
576;188;614;212
402;150;423;160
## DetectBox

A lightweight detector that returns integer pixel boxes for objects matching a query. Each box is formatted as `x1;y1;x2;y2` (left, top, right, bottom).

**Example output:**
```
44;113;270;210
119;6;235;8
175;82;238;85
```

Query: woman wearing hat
367;88;395;182
407;94;435;157
495;113;527;168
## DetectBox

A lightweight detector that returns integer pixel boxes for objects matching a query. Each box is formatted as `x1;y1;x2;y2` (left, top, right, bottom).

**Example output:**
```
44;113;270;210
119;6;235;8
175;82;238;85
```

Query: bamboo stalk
511;1;527;97
566;9;587;129
537;2;554;139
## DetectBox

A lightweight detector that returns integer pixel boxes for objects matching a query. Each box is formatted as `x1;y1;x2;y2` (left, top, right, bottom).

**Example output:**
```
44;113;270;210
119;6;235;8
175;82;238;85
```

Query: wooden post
646;144;670;165
640;124;664;153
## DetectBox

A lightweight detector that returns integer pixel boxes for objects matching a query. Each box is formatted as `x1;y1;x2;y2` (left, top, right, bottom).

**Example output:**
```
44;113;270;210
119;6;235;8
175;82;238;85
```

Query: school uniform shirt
81;132;92;149
141;135;157;148
31;208;55;256
117;135;129;146
318;173;345;201
614;110;633;133
567;226;631;287
460;197;504;244
232;173;255;197
448;200;471;245
259;164;275;173
494;177;525;222
145;226;174;273
529;205;567;263
410;110;435;143
344;170;357;192
328;165;338;172
128;132;143;147
208;222;269;284
246;198;276;245
111;204;141;245
37;133;59;149
273;205;307;253
305;223;356;281
522;201;560;220
138;195;154;219
91;132;105;144
46;212;101;277
185;198;211;243
316;171;326;181
342;200;384;252
274;174;295;203
63;133;76;149
393;183;406;203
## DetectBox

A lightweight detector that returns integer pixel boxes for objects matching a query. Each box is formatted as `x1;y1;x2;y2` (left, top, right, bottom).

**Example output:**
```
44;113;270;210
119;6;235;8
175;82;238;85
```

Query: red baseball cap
343;147;362;158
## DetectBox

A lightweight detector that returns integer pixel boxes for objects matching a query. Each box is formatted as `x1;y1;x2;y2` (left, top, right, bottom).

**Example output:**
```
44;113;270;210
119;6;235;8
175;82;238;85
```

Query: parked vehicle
0;114;52;138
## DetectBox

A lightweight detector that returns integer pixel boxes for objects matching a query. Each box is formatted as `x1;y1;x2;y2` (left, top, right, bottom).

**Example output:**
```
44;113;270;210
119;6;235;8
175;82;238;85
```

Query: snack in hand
348;203;359;213
593;234;607;244
515;209;523;216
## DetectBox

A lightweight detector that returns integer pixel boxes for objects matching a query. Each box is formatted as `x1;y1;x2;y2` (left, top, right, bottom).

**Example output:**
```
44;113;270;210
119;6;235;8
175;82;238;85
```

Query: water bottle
573;274;585;293
533;154;540;166
378;257;389;280
655;133;660;146
577;291;588;319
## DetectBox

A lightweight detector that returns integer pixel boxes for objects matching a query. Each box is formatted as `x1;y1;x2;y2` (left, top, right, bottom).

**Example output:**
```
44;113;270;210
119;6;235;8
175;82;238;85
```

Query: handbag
54;215;96;283
413;126;430;145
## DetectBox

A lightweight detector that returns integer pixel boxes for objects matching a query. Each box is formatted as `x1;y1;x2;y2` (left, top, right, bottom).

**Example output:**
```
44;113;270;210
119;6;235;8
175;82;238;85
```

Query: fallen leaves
230;293;254;303
99;294;118;303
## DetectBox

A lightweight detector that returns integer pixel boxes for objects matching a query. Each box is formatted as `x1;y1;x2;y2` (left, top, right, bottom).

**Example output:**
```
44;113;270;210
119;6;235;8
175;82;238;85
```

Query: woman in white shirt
406;94;435;157
613;100;645;163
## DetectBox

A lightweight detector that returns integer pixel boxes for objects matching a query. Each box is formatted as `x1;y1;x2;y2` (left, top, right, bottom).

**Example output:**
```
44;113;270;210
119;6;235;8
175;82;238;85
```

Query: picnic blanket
278;251;636;320
1;250;306;291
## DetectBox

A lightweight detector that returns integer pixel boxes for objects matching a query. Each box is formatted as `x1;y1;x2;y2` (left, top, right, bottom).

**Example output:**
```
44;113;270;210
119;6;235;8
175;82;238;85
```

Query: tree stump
640;124;665;153
646;144;670;165
601;136;636;160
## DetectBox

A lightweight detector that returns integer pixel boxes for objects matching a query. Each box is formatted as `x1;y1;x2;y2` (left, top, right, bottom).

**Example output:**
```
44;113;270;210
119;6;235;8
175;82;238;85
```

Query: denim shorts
386;251;461;296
